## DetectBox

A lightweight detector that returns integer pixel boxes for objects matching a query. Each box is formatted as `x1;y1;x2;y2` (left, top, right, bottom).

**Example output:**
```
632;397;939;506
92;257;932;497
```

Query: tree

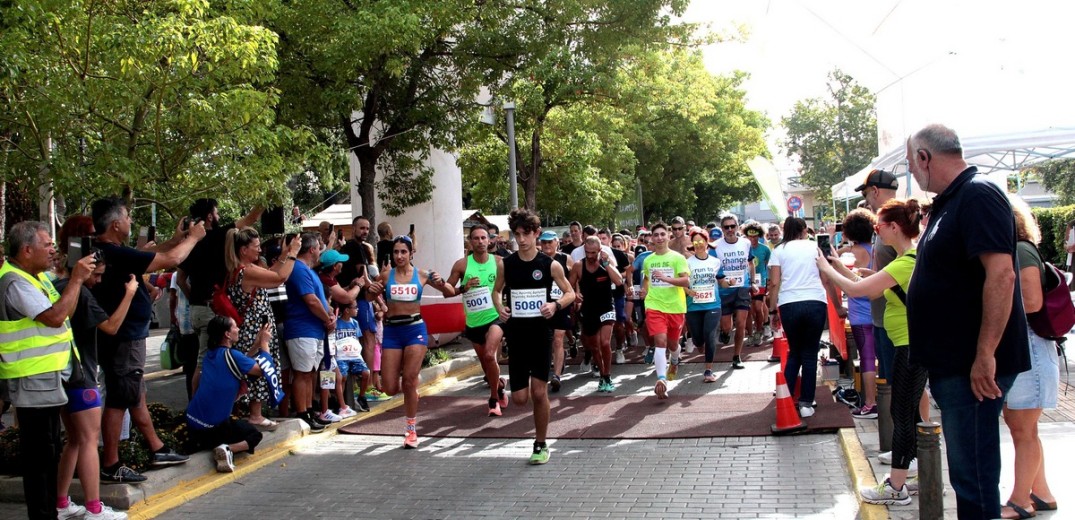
1028;158;1075;205
782;69;877;200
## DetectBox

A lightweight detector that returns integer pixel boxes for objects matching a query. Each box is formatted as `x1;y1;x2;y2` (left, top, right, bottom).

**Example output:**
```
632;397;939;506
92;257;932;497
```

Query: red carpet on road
499;342;775;366
339;389;853;439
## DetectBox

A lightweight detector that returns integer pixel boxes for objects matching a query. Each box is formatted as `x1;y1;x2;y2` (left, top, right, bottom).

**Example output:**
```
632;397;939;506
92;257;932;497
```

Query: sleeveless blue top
385;267;423;303
847;243;873;326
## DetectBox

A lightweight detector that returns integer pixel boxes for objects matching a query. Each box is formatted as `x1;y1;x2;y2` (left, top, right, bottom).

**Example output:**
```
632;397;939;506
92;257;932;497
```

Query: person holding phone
222;227;301;430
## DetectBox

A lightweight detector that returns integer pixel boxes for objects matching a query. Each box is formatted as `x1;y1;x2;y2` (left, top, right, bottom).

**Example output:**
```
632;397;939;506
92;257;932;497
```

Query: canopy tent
832;127;1075;202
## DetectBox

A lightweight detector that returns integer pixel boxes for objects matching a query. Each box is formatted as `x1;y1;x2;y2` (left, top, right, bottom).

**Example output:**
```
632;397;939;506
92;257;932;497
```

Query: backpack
1027;259;1075;340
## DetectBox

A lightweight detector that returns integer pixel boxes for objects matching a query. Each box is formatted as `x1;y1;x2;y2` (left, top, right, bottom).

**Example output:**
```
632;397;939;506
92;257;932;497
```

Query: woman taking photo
767;217;837;419
223;227;301;429
834;208;880;419
368;235;453;449
1000;196;1058;519
815;199;925;506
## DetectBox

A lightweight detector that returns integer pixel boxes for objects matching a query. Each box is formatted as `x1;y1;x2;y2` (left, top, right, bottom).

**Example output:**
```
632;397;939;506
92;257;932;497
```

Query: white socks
655;347;668;379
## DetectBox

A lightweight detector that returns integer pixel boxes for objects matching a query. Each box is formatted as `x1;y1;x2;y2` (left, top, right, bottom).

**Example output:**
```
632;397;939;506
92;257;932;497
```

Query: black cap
854;169;898;192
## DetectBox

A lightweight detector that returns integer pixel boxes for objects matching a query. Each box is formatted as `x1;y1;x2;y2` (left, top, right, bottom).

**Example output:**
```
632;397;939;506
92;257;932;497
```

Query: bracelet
287;256;298;261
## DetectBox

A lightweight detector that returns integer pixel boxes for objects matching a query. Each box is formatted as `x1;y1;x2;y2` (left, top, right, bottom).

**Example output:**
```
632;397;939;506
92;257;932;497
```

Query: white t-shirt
768;240;827;306
570;244;618;269
713;238;752;288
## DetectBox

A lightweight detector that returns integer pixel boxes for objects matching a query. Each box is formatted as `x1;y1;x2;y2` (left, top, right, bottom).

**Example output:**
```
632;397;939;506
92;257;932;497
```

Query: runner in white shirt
712;215;756;370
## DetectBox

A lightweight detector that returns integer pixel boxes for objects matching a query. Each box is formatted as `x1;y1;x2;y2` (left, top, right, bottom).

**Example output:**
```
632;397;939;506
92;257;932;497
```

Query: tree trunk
342;114;381;244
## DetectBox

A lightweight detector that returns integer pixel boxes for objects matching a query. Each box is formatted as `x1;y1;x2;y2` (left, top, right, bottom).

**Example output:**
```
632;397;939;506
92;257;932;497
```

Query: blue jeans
874;325;896;381
929;372;1016;520
779;300;827;406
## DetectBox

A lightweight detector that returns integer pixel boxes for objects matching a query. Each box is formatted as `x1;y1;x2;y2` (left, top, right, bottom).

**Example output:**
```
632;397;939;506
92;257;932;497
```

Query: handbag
210;267;253;325
159;326;181;370
1027;258;1075;340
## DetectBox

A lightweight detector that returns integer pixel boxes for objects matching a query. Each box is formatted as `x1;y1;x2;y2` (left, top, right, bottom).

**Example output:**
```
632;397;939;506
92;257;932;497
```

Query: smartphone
336;229;343;241
835;223;843;233
816;233;832;255
260;314;270;326
67;237;94;269
409;223;415;235
147;225;156;243
182;217;191;231
137;226;148;248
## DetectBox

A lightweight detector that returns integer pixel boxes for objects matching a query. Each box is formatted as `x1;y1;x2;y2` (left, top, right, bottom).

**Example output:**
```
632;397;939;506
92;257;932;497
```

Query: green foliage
1028;159;1075;206
1031;205;1075;266
423;347;451;368
782;69;877;201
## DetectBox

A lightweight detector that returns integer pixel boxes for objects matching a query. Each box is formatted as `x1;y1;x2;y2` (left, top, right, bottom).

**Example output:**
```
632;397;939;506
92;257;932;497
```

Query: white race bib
390;283;420;302
463;286;494;313
510;288;547;318
627;286;640;299
550;284;564;300
692;284;716;304
650;267;674;287
336;336;363;360
326;336;337;356
725;270;746;288
599;310;616;323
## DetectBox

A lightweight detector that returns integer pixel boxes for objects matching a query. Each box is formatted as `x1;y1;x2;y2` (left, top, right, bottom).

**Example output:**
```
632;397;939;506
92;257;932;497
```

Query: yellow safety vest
0;261;75;379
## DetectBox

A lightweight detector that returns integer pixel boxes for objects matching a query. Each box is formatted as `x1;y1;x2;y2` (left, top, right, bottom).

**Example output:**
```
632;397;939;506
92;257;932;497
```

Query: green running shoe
529;444;550;465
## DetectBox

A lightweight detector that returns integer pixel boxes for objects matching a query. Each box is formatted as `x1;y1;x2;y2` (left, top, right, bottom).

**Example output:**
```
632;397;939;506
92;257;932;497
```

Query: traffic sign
787;196;803;213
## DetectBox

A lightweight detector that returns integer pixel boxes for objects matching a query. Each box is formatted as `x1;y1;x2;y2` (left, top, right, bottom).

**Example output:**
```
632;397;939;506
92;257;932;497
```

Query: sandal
1030;494;1058;511
249;417;279;431
1002;501;1036;519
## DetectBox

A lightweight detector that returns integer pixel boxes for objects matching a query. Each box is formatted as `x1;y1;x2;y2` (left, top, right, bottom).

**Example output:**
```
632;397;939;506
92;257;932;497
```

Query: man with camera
90;197;207;483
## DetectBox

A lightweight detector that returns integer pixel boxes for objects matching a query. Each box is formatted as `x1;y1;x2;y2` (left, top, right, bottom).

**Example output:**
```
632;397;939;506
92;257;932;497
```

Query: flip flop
1003;501;1036;519
1030;494;1058;511
249;417;279;431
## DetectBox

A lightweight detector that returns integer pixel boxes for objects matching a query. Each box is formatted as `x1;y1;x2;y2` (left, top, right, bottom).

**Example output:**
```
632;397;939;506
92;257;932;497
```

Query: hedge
1032;205;1075;267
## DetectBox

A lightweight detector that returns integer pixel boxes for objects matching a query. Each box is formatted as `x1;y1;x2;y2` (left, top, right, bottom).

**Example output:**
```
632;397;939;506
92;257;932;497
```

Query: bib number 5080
514;300;543;312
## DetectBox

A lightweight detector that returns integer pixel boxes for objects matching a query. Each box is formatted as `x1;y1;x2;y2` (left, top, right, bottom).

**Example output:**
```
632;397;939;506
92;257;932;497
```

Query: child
335;301;372;412
316;304;358;422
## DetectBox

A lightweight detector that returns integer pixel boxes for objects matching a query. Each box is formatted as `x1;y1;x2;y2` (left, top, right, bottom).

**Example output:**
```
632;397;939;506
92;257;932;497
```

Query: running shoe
529;444;550;465
763;325;773;341
603;377;615;392
731;355;745;370
860;478;911;506
905;476;919;496
301;412;327;433
101;464;147;484
403;428;419;449
85;505;128;520
878;451;892;465
355;395;371;412
591;364;601;378
719;330;731;345
799;405;815;418
488;398;502;417
614;350;626;364
214;444;235;473
851;404;878;419
366;389;393;401
703;370;717;383
644;347;655;364
337;406;358;419
319;410;342;423
654;379;668;399
58;500;86;520
497;377;509;408
580;360;592;374
667;359;679;381
629;331;639;347
549;374;562;393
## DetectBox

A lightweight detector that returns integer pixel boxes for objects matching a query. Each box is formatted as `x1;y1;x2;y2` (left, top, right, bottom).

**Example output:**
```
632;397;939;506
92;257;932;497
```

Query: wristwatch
554;301;562;312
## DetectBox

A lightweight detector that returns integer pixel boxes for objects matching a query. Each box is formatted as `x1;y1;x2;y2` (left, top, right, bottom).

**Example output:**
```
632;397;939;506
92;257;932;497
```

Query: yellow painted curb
129;359;483;518
838;428;888;520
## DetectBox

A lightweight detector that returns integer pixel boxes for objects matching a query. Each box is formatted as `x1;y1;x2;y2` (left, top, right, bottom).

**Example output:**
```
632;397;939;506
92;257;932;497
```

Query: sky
683;0;1075;170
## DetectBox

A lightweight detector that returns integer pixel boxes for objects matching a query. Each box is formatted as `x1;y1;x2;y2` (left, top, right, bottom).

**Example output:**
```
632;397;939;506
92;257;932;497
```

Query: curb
838;428;888;520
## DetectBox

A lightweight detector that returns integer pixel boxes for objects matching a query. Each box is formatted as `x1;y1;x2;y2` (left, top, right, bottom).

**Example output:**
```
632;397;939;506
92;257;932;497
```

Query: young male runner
444;225;508;416
570;237;623;392
640;222;689;399
495;210;575;464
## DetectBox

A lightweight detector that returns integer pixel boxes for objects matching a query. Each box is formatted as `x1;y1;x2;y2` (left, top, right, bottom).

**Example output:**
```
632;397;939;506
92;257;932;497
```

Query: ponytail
877;199;922;239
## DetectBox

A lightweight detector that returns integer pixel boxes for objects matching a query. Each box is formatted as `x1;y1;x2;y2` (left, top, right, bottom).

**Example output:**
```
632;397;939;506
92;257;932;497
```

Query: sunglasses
722;225;737;230
671;226;684;231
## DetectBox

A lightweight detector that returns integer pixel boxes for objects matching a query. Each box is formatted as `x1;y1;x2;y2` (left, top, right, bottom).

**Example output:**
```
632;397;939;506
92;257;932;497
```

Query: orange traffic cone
771;372;807;435
774;336;789;371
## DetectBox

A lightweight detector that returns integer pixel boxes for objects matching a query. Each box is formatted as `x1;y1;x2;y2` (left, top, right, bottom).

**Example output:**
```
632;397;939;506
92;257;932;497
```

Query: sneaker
905;476;919;496
488;398;502;417
213;444;235;473
581;360;592;374
906;458;918;477
767;354;780;363
614;350;626;364
365;389;393;401
851;404;878;419
860;477;912;506
403;428;419;449
667;360;679;381
355;395;371;412
591;364;601;378
603;377;615;392
302;412;326;433
337;406;358;419
497;377;509;408
85;505;128;520
654;379;669;399
719;330;731;345
58;499;86;520
799;405;815;418
644;347;655;364
703;370;717;383
529;444;550;465
151;446;190;466
101;464;147;484
731;355;745;370
318;410;342;423
763;325;773;339
549;374;562;393
878;451;892;465
629;331;639;347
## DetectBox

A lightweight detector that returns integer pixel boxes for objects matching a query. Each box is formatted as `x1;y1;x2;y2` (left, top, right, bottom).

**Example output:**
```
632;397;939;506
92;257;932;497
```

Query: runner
712;214;755;369
640;222;689;399
443;225;508;416
610;234;633;363
494;209;575;464
628;236;653;359
538;231;573;392
570;237;623;392
685;228;728;383
743;221;772;346
668;217;691;256
366;236;453;449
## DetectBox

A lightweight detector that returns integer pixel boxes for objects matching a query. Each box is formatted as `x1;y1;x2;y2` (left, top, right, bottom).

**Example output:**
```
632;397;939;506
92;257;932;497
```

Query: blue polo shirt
906;166;1030;377
186;347;255;429
284;260;328;340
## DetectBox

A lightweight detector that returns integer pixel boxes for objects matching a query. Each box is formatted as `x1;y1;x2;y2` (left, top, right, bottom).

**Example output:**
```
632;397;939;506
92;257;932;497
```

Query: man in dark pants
0;221;94;519
905;124;1031;520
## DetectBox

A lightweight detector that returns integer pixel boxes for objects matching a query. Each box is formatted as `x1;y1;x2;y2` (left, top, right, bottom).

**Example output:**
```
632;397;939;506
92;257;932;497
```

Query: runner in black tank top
539;233;573;392
569;238;622;392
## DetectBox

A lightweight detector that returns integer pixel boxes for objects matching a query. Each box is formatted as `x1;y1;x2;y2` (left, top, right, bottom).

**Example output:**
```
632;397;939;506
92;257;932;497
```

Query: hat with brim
854;169;899;192
319;249;349;266
539;231;557;241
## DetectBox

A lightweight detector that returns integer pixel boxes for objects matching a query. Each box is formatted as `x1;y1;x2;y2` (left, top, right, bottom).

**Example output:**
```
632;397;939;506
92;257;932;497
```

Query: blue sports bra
386;267;423;303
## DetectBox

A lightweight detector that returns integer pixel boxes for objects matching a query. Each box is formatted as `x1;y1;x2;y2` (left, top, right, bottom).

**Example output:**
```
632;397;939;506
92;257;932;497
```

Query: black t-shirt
178;223;235;305
338;240;371;287
376;239;394;269
612;249;629;299
55;278;108;387
92;243;154;340
560;242;581;256
906;167;1031;377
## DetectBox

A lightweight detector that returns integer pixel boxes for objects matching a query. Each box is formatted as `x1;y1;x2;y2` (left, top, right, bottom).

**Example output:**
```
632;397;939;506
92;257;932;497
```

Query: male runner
570;237;623;392
712;214;755;369
609;234;633;363
668;217;691;256
495;210;574;464
444;225;508;416
640;222;689;399
538;231;573;392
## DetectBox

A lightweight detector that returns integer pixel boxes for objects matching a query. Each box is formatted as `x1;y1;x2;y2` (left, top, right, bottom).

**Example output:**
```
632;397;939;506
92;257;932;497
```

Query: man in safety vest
0;221;96;519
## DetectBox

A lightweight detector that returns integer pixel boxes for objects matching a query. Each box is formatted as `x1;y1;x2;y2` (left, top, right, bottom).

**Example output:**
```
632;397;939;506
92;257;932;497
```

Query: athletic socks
86;500;103;515
655;347;668;378
405;417;417;431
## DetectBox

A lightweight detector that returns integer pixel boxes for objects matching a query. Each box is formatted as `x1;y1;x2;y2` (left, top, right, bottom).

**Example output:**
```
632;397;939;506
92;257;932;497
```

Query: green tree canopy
1028;158;1075;205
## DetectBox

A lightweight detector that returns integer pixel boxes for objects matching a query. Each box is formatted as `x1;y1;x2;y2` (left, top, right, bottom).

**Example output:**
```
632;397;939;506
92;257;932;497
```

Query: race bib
336;337;363;360
725;270;746;288
326;336;337;356
463;286;494;313
389;283;420;302
600;310;616;323
627;286;640;299
692;284;716;304
319;370;336;390
753;273;761;286
650;267;674;287
510;288;547;318
550;284;564;300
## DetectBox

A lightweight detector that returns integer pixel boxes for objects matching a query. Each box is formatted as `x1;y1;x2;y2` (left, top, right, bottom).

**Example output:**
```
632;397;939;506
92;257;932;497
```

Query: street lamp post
504;101;518;210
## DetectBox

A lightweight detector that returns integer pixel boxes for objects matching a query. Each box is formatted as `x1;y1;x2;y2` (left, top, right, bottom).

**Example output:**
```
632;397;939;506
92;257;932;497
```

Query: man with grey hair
284;232;335;433
91;197;207;483
1;221;95;518
905;124;1030;519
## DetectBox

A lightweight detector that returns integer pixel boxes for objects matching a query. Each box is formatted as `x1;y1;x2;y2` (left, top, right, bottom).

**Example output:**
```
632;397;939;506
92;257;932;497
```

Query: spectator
91;197;204;482
289;205;305;225
176;199;263;392
1001;195;1058;519
168;270;198;400
334;300;371;412
284;233;334;433
0;221;95;519
223;228;301;430
834;208;880;419
375;220;394;269
905;124;1030;520
185;315;270;473
489;224;511;258
765;223;781;248
317;221;338;251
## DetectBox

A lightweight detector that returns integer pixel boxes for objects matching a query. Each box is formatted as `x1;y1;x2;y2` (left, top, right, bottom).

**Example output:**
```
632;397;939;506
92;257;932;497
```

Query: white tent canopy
832;127;1075;201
